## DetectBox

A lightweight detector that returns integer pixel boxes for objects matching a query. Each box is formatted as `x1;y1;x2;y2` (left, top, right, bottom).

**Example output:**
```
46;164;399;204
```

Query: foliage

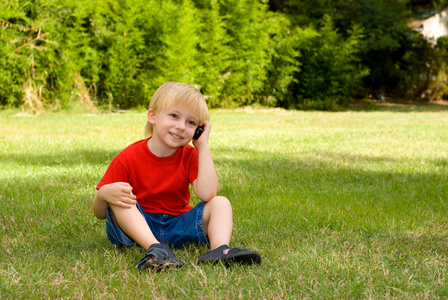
2;0;448;111
425;36;448;100
286;15;368;110
0;0;300;110
330;0;434;99
270;0;446;102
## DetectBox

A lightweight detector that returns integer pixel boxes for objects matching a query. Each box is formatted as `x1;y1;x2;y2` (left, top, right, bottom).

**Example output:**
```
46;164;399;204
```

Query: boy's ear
147;109;156;125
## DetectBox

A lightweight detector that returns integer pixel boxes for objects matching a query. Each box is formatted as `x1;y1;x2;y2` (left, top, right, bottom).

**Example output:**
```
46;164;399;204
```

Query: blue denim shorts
106;201;209;249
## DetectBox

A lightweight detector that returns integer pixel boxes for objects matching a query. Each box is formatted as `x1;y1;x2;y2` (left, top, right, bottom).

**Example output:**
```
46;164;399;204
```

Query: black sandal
197;245;261;266
137;243;185;271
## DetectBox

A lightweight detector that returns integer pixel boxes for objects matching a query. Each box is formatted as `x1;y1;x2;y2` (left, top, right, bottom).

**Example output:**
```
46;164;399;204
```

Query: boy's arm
92;182;137;219
192;121;219;202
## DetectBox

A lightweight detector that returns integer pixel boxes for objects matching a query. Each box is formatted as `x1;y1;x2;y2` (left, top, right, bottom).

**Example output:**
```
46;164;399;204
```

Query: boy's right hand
99;182;137;208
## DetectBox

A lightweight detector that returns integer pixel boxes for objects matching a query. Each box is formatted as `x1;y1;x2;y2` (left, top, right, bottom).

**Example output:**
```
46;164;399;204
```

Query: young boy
92;82;261;271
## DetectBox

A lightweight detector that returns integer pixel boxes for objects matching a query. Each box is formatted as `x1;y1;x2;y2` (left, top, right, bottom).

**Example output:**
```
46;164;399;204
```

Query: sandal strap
227;247;246;254
211;244;230;255
196;245;230;263
137;243;178;271
145;243;172;261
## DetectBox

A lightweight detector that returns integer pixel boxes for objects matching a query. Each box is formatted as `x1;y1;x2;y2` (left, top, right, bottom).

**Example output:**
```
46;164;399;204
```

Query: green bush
1;0;304;110
270;0;447;103
287;16;368;109
4;0;441;110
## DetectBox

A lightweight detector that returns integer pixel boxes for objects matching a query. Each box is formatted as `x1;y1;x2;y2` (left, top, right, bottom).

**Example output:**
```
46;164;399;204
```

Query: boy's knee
209;196;231;208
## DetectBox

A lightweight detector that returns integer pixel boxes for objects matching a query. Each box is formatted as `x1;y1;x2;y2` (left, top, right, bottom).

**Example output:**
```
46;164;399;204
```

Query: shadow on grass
0;148;122;166
212;147;447;250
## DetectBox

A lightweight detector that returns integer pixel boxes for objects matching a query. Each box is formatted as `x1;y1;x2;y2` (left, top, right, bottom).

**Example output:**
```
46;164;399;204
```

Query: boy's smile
169;132;183;139
147;107;199;157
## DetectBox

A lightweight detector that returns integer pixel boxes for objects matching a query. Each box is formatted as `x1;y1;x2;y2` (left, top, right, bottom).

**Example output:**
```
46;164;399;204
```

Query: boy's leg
109;204;158;251
202;196;233;251
199;196;261;266
109;204;185;271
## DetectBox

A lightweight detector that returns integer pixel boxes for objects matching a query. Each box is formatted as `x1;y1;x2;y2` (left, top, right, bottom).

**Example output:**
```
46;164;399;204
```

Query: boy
92;82;261;271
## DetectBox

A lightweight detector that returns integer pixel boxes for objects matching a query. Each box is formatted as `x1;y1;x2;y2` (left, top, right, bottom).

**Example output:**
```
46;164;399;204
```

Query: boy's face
148;106;200;149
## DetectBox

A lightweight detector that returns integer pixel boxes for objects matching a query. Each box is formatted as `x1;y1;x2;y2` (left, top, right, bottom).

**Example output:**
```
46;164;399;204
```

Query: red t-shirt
96;138;199;216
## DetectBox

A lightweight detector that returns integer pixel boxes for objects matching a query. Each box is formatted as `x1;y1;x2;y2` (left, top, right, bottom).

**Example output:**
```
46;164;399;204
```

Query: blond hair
144;82;210;137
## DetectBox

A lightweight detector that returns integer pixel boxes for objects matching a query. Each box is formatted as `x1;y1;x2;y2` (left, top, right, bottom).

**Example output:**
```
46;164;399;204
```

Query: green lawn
1;105;447;299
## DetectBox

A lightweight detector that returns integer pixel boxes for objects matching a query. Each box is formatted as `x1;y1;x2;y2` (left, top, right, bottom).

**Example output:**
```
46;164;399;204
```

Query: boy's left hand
192;121;211;149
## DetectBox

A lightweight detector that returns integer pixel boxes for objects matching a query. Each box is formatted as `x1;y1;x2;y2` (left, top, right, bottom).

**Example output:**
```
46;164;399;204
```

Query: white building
409;10;448;43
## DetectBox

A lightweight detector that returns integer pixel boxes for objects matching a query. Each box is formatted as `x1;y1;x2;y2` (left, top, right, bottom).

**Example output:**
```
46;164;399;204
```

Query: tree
268;0;438;100
289;15;368;109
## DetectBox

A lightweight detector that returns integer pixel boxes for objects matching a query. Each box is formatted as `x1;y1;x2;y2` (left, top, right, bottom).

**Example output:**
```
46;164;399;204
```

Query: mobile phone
193;125;204;140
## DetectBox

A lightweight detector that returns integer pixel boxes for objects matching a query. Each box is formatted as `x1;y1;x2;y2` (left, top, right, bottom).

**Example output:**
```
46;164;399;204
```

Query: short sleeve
96;157;129;190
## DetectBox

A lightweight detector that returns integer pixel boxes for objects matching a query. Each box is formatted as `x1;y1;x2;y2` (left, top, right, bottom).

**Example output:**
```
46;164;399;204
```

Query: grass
1;104;448;299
